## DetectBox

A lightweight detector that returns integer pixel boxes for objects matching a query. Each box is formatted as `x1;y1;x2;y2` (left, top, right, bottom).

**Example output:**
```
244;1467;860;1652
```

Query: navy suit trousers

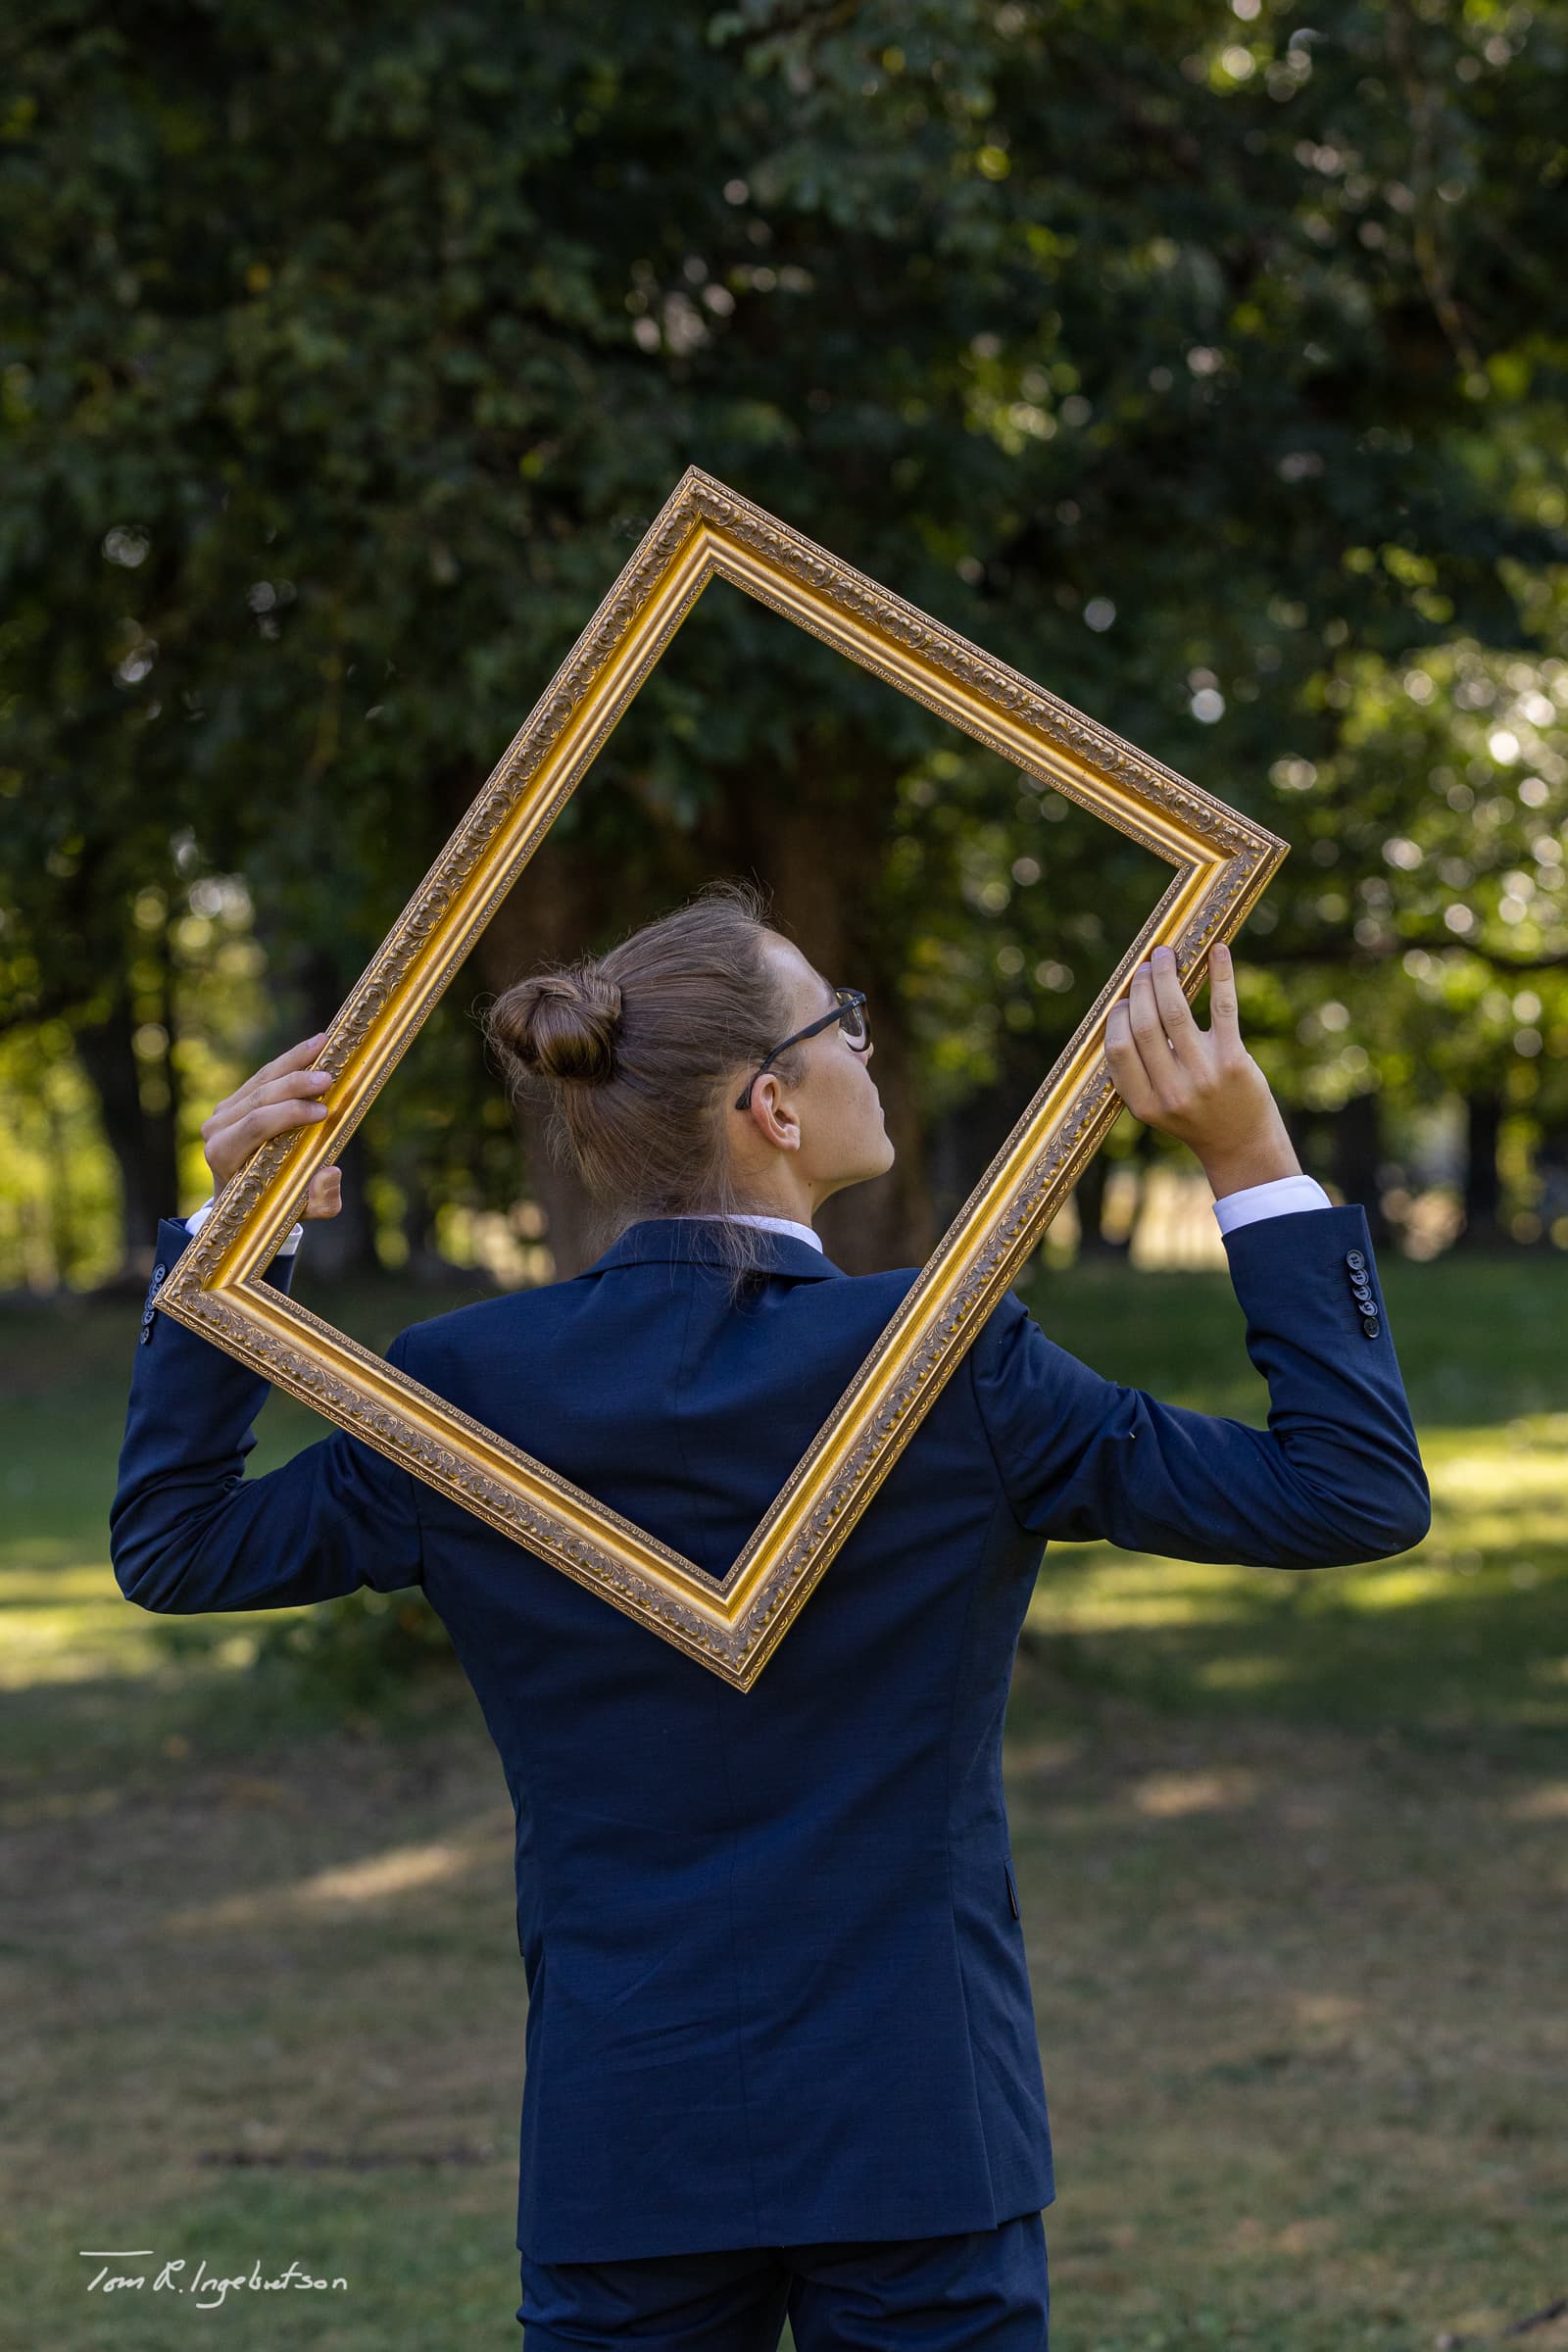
517;2209;1050;2349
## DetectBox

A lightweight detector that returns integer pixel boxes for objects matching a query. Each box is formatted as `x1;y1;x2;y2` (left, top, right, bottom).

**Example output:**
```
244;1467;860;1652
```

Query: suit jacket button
1362;1316;1381;1338
151;1261;167;1285
140;1304;156;1326
1346;1250;1366;1272
138;1323;152;1346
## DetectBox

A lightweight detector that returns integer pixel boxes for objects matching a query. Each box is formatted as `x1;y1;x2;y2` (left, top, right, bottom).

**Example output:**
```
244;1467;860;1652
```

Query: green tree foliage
2;0;1564;1277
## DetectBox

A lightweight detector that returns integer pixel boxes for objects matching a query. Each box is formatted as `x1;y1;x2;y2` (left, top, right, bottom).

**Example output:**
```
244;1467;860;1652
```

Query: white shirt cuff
1211;1173;1335;1235
184;1197;304;1255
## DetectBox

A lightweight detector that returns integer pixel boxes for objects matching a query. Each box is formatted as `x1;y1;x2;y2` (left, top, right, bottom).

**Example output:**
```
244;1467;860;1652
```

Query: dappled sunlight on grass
161;1814;514;1937
1024;1412;1568;1735
1127;1767;1262;1816
1505;1780;1568;1818
1322;1563;1464;1610
1288;1991;1367;2029
0;1560;172;1688
1195;1655;1291;1691
0;1561;316;1690
0;1545;115;1584
1033;1553;1257;1630
0;1561;119;1603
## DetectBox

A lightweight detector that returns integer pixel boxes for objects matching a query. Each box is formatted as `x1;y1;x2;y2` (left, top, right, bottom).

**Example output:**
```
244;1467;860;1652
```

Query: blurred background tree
2;0;1565;1288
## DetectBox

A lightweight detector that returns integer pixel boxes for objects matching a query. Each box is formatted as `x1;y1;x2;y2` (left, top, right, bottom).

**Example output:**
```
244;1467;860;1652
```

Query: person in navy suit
112;878;1430;2349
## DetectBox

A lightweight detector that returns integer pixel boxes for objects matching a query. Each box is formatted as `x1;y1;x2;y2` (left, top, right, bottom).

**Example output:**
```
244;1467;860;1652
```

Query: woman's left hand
1102;942;1301;1199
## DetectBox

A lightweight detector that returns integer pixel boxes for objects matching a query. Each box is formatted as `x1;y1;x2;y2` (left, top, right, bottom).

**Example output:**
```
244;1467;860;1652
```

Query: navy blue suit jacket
112;1204;1429;2262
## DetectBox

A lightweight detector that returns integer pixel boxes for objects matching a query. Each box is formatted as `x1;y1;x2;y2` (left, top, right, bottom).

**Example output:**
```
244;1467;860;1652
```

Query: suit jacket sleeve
110;1216;424;1613
967;1202;1431;1570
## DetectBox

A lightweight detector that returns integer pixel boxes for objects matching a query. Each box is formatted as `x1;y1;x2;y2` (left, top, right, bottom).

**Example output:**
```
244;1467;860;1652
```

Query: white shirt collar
664;1211;823;1254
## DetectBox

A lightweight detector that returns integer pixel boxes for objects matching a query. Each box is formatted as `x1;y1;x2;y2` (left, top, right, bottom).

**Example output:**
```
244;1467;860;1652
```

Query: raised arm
109;1035;424;1614
968;943;1430;1569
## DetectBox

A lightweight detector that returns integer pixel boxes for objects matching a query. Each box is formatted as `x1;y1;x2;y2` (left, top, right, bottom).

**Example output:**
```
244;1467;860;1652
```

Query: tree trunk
698;759;935;1275
924;1076;1022;1240
1533;1112;1568;1249
75;984;179;1283
399;1182;452;1285
1329;1088;1392;1249
1454;1086;1505;1249
1071;1151;1119;1256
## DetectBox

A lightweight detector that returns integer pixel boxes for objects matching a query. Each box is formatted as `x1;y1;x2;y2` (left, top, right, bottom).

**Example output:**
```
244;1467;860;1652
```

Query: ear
746;1070;802;1153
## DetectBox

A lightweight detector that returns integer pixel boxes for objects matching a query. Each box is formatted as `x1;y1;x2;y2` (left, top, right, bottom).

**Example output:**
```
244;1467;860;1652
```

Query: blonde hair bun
494;969;623;1086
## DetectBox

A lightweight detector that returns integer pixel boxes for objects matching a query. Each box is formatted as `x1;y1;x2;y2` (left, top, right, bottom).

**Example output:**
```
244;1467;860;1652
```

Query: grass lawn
1;1246;1564;2350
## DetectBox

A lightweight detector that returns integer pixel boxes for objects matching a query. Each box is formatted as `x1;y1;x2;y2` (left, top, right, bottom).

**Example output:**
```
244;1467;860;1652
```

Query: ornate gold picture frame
156;465;1287;1690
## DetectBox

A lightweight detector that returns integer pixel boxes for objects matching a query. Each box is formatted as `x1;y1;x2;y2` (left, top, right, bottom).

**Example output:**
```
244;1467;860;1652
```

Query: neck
727;1168;822;1226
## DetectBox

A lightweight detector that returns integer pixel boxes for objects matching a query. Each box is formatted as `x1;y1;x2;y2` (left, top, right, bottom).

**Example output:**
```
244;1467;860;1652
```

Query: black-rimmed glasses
734;988;870;1112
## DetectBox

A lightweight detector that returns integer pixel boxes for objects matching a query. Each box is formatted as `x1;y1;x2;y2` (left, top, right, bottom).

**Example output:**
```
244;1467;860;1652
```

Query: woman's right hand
199;1032;343;1219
